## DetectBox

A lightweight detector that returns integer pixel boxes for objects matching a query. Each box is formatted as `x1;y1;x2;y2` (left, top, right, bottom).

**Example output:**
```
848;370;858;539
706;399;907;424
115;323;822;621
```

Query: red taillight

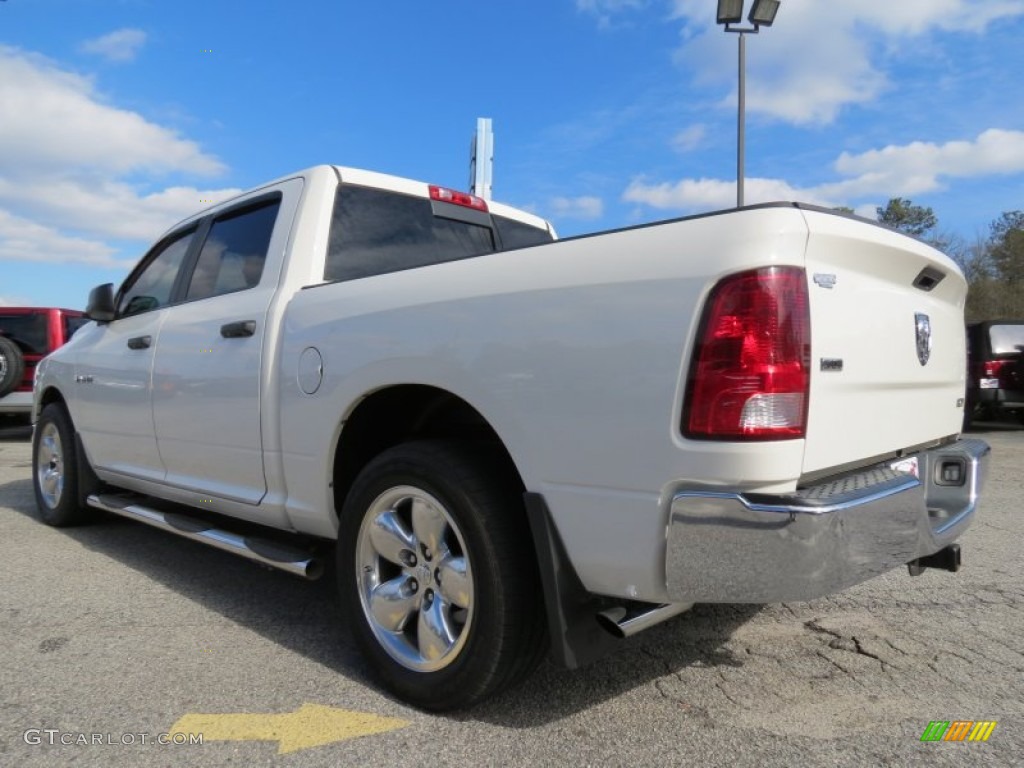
982;359;1008;378
683;266;810;440
979;358;1019;387
429;184;488;212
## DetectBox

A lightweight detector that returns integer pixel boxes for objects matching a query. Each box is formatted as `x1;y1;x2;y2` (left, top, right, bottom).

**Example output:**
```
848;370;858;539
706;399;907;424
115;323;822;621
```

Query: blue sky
2;0;1023;308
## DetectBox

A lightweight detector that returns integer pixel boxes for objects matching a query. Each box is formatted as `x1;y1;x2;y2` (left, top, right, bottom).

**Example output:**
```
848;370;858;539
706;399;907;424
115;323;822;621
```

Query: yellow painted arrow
170;703;409;754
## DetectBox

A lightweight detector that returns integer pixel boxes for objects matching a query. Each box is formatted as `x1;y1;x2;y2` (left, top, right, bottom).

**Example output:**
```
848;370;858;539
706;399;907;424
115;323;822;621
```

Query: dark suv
0;308;88;418
965;320;1024;427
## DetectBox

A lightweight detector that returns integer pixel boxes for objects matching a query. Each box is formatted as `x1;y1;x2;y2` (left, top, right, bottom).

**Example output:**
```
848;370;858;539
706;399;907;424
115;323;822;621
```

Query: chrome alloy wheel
35;422;65;510
355;486;474;673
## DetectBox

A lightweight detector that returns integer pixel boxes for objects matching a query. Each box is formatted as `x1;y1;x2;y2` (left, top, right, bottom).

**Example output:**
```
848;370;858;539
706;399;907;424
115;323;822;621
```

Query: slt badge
915;312;932;366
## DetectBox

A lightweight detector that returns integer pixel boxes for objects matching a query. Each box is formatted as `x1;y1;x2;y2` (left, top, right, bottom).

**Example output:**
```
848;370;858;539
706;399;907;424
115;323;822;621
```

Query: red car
0;307;89;419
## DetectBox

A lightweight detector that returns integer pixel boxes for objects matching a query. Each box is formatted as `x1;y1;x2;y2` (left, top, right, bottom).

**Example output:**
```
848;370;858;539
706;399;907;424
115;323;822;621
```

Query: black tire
32;403;97;526
0;336;24;398
337;440;545;711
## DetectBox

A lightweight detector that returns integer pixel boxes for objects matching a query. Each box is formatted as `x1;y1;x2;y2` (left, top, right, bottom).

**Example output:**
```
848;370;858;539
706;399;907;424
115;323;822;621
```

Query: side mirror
86;283;116;323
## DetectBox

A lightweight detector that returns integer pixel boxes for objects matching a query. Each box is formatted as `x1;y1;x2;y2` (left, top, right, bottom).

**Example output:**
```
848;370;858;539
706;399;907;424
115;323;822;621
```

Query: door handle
220;320;256;338
127;335;152;350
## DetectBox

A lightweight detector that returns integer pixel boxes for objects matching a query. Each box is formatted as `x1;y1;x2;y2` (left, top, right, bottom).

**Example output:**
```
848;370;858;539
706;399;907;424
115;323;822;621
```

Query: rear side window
326;185;496;282
989;325;1024;355
494;214;553;250
186;198;280;301
0;313;49;355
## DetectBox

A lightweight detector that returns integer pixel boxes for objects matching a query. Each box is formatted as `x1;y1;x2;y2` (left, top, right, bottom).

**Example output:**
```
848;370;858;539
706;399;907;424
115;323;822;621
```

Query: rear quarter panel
278;206;812;599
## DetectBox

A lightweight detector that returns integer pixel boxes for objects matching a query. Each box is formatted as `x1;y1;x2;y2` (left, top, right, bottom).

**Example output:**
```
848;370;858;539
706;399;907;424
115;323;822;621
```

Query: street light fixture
716;0;781;207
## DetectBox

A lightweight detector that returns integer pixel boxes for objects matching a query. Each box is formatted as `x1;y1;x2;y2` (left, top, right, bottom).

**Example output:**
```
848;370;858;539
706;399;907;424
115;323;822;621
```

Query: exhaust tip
595;607;628;639
595;602;692;639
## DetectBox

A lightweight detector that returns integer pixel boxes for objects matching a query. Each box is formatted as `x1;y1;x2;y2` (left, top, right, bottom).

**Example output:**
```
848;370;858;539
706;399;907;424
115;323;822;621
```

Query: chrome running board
86;493;323;580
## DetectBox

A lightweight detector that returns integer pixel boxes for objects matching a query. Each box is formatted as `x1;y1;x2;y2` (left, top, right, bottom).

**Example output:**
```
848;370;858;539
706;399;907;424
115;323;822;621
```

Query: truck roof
178;164;554;238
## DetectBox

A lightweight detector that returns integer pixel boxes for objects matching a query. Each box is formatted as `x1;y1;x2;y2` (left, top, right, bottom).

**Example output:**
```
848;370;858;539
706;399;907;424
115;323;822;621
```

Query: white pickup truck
32;165;989;709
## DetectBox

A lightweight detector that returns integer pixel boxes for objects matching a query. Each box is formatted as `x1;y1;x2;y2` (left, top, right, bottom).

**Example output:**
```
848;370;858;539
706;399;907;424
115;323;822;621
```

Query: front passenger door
73;227;197;480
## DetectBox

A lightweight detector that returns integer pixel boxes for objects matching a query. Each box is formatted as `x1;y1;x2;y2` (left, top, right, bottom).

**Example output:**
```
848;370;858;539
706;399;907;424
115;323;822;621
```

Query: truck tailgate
800;209;967;477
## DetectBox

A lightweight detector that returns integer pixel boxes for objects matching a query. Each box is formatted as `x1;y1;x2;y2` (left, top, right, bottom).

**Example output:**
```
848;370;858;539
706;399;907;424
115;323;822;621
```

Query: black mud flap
523;492;621;669
74;431;105;508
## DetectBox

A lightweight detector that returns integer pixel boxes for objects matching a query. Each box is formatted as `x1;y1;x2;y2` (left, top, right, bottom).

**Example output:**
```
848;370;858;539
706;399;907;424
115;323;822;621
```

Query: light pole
716;0;780;208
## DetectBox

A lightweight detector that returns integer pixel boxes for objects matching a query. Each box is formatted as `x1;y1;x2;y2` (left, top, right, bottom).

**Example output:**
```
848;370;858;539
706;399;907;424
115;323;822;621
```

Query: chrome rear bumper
665;438;989;603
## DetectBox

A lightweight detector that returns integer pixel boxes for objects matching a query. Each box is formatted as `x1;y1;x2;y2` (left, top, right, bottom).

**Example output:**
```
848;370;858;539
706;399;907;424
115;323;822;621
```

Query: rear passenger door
151;179;301;507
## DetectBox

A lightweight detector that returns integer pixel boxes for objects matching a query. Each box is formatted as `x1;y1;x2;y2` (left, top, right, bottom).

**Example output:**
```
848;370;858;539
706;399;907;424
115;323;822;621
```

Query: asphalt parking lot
1;417;1021;767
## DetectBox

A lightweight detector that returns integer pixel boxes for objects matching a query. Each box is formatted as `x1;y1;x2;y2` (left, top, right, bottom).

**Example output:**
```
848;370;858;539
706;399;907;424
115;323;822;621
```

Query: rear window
989;324;1024;355
494;214;553;250
0;313;49;355
326;185;496;283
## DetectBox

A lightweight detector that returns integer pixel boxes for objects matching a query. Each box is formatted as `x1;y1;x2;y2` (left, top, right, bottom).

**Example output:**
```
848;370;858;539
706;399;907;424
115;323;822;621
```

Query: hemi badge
820;358;843;372
813;273;837;289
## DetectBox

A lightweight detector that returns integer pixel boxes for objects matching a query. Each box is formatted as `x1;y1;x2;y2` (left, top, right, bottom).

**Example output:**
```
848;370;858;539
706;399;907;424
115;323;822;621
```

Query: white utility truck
32;165;989;709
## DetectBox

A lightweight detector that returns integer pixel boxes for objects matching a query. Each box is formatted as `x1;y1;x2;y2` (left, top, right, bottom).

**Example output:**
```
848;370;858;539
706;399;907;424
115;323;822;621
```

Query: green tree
988;210;1024;284
876;198;938;238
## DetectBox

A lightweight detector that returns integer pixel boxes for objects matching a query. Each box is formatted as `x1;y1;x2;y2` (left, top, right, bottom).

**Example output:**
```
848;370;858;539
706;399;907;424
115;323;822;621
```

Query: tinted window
64;315;90;339
494;214;553;250
989;324;1024;355
0;313;49;355
326;185;495;282
118;230;195;317
186;199;280;301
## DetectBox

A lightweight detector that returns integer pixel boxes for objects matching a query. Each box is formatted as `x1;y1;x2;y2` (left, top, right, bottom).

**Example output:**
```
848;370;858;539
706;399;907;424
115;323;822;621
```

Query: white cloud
0;177;242;241
668;0;1024;124
0;210;128;268
671;124;706;153
624;176;817;210
0;45;223;176
79;28;148;62
821;0;1024;35
578;0;649;14
623;128;1024;212
550;195;605;220
0;46;238;269
854;204;878;220
577;0;651;28
831;129;1024;196
670;0;1024;34
0;295;34;307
